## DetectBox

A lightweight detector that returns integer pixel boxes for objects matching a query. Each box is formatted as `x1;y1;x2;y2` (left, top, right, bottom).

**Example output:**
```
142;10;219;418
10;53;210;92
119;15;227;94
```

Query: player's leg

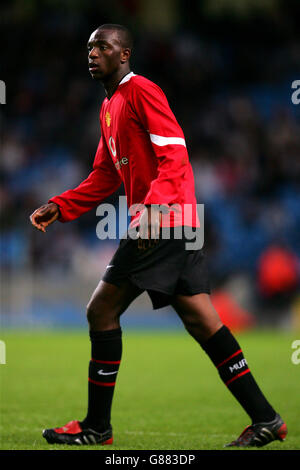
86;278;143;331
81;280;143;431
171;291;223;343
43;279;143;445
171;293;287;447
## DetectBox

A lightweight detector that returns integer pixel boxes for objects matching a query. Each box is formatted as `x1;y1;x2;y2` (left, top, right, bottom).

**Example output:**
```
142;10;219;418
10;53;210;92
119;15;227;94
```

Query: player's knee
86;301;96;325
86;299;118;330
180;311;202;330
180;312;223;343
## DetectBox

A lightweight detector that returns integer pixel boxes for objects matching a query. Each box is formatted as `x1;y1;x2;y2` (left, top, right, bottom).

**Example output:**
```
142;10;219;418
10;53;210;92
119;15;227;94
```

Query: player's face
87;29;127;80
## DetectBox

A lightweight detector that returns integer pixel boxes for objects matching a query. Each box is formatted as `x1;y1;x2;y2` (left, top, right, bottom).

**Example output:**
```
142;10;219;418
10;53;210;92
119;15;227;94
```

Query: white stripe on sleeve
149;133;186;147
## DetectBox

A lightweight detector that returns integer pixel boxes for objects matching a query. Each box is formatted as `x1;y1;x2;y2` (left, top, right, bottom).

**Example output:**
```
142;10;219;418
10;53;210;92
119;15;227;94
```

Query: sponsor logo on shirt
115;157;128;170
109;136;128;170
109;136;117;157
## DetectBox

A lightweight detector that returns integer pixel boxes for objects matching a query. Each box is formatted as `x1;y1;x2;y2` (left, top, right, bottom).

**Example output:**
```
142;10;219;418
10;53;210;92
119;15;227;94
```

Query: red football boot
225;414;287;448
42;420;113;445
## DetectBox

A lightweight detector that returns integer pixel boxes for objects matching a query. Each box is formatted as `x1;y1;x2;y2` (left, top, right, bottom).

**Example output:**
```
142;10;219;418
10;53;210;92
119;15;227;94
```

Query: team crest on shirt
105;111;111;127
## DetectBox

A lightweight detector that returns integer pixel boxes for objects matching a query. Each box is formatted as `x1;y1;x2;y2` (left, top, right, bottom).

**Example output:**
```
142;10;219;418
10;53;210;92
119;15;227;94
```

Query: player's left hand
29;203;60;233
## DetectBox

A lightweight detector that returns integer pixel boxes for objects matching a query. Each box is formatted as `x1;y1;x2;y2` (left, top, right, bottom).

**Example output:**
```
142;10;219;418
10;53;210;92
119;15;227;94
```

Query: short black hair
97;24;133;50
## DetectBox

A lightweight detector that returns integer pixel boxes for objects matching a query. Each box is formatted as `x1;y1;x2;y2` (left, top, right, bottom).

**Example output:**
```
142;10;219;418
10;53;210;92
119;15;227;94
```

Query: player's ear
120;48;131;64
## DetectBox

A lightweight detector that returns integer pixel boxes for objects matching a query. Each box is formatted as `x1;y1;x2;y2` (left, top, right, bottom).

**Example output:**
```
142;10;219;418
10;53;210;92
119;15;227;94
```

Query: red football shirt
49;72;199;228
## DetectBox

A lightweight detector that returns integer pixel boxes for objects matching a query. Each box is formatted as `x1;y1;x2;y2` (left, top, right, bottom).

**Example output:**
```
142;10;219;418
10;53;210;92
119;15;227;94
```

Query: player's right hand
29;203;60;233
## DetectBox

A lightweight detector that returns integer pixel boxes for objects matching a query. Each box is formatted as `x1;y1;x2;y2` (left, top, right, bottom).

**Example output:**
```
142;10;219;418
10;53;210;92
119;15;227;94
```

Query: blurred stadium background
1;0;300;332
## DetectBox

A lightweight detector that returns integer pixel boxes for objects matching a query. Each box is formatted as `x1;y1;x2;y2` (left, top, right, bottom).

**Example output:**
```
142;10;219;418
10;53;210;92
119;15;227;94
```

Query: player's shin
200;325;276;424
80;328;122;432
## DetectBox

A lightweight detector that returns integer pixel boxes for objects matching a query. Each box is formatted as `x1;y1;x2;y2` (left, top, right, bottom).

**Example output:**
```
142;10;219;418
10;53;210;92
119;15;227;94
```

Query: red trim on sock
216;349;242;369
225;368;250;386
88;378;116;387
91;358;121;364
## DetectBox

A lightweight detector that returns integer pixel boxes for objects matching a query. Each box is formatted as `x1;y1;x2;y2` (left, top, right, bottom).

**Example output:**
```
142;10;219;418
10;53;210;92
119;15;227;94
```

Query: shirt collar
119;71;136;86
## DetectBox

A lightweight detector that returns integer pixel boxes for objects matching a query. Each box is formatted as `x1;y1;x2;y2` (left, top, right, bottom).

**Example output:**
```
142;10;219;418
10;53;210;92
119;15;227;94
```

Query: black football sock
80;328;122;432
200;325;276;424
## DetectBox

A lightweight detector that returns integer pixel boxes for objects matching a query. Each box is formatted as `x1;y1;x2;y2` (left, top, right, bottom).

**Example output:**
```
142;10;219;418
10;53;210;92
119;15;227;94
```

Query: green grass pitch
0;328;299;450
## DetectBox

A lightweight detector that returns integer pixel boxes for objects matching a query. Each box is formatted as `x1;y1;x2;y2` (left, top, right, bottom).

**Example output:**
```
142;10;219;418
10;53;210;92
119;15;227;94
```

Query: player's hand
138;205;162;249
29;203;60;233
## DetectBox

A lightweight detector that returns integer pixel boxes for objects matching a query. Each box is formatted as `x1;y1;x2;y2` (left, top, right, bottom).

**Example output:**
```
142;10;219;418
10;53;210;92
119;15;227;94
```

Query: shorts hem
102;273;175;299
176;287;211;296
130;276;173;294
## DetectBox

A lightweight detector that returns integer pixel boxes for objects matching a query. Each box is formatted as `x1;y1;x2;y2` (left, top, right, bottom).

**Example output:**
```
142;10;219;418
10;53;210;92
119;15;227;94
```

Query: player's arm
30;136;122;232
130;79;189;208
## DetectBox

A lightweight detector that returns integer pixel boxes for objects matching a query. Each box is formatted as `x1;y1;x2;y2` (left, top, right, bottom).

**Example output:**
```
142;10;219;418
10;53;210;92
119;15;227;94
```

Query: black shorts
102;227;211;309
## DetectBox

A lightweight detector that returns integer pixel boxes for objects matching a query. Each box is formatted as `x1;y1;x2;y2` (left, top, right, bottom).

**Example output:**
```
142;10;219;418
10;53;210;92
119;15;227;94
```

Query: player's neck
102;67;131;99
